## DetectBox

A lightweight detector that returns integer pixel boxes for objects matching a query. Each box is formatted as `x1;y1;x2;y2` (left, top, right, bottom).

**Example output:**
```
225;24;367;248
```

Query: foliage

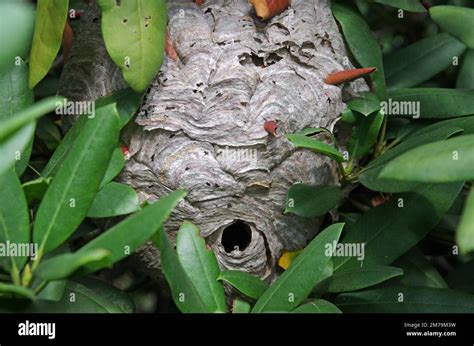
1;0;474;314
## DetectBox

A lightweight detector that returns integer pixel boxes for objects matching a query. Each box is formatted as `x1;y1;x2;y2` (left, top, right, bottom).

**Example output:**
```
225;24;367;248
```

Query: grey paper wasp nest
60;0;366;284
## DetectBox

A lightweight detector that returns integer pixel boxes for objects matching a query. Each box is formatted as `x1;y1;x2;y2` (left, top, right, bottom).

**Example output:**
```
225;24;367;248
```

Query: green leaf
36;116;61;151
22;177;52;205
28;0;70;88
0;283;34;300
325;266;403;293
371;0;426;12
347;111;384;159
331;3;386;100
41;117;86;178
333;183;463;271
0;60;35;175
0;168;30;272
252;223;344;313
0;96;62;141
152;226;209;313
284;184;342;218
393;247;448;288
100;147;126;188
78;190;185;272
0;123;35;177
456;188;474;255
380;134;474;183
293;299;342;313
97;0;167;92
42;89;140;178
430;6;474;49
176;221;227;313
384;33;466;89
457;49;474;89
87;182;140;218
359;119;467;192
446;260;474;293
218;270;269;300
387;88;474;119
33;103;120;254
2;279;134;312
37;280;67;301
232;298;251;313
347;92;381;116
286;134;344;162
0;1;35;74
36;249;111;281
335;286;474;313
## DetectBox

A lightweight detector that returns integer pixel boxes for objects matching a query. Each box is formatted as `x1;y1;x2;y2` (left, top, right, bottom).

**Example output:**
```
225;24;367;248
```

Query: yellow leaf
278;249;303;270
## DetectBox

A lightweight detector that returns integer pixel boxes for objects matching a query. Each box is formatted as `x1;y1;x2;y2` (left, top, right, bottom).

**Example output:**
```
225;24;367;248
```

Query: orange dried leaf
250;0;291;20
165;32;179;61
324;67;377;86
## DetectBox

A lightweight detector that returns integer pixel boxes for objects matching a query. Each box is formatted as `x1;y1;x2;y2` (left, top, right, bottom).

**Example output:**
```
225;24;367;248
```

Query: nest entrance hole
222;221;252;253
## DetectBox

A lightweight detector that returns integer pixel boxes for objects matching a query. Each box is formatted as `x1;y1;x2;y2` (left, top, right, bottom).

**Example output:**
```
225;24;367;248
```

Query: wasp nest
59;0;367;284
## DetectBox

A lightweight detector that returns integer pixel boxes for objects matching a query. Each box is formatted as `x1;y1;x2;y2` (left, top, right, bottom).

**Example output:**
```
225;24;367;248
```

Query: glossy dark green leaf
176;222;227;313
285;184;342;218
430;6;474;49
359;122;464;192
0;1;35;73
2;279;134;312
232;298;250;313
29;0;70;88
347;111;384;159
100;147;126;188
371;0;426;12
36;116;61;151
332;3;386;100
333;183;463;271
152;226;209;313
252;223;343;313
41;117;86;178
335;286;474;312
33;103;120;254
78;190;185;272
286;134;344;162
446;260;474;293
42;89;140;178
293;299;341;313
0;168;30;272
0;283;34;300
393;247;447;288
457;49;474;89
0;60;34;176
22;177;52;205
97;0;167;92
456;188;474;255
0;96;62;141
36;249;111;281
0;123;35;177
347;92;381;116
37;280;67;301
380;134;474;183
385;33;466;89
87;182;140;218
387;88;474;118
325;266;403;293
218;270;269;300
